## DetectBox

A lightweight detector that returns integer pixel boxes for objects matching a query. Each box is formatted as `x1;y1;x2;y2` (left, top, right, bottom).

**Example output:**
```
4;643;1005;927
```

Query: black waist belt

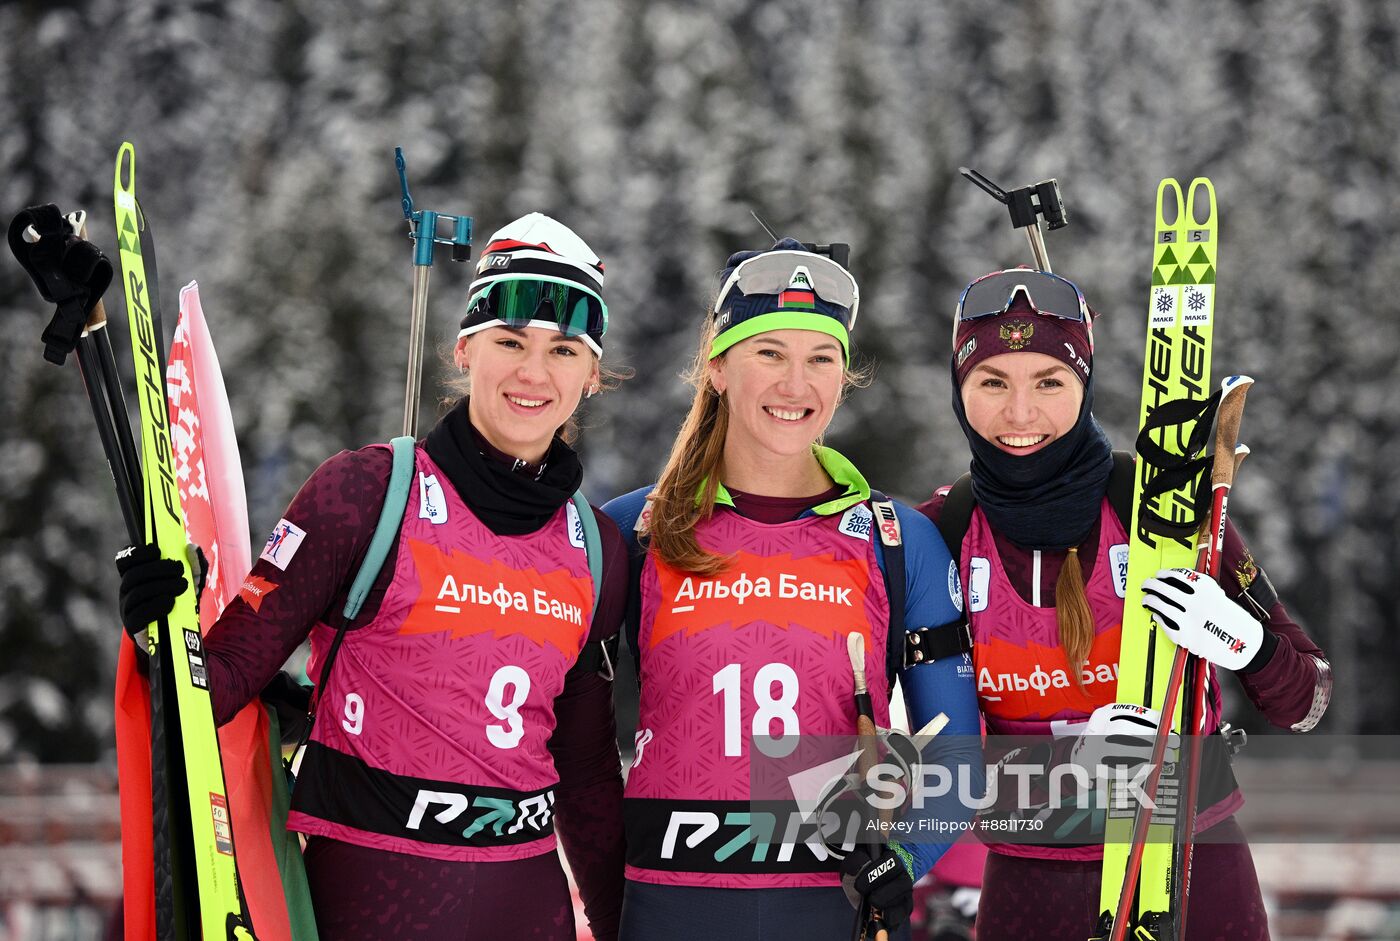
294;741;557;848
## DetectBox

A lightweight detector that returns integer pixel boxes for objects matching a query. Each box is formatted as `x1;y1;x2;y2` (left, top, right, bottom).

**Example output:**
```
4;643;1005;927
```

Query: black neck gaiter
951;369;1114;550
423;398;584;536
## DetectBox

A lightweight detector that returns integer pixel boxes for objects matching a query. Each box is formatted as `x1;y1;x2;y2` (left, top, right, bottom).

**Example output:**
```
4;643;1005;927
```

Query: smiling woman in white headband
114;212;629;941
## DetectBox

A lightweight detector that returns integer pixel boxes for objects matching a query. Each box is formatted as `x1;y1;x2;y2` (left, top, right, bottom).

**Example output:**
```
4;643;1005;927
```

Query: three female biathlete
115;214;628;941
916;268;1331;940
604;239;983;940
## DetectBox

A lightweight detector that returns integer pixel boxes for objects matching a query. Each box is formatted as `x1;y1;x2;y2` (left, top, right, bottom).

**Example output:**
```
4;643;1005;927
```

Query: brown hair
438;336;630;444
647;319;873;577
1054;547;1095;681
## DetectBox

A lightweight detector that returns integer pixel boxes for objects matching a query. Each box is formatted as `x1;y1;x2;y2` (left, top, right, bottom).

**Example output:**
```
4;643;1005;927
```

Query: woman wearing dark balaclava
915;268;1331;940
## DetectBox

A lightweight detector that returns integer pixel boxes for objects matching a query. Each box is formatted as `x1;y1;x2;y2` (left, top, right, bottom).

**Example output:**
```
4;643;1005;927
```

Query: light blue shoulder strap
342;436;417;620
571;489;603;612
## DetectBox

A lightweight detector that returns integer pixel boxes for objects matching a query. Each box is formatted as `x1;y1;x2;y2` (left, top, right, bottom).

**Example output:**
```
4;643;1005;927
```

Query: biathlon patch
838;503;874;541
948;559;964;612
260;518;306;571
419;472;448;525
968;557;990;613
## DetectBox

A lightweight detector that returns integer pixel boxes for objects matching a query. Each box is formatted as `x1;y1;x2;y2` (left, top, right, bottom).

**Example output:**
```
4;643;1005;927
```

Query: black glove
841;843;915;932
8;204;114;365
115;544;188;637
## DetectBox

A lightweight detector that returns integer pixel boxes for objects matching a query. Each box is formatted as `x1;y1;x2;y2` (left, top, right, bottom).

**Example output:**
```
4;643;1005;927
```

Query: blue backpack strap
567;491;619;680
571;490;603;612
342;436;418;620
314;437;414;703
298;436;417;761
868;491;907;688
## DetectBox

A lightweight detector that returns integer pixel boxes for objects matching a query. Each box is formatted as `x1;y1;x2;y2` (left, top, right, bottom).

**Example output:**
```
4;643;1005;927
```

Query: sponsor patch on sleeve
239;574;279;612
948;559;964;612
260;518;307;571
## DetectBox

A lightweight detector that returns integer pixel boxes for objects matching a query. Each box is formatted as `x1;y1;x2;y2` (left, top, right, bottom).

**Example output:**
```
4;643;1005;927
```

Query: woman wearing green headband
603;238;982;940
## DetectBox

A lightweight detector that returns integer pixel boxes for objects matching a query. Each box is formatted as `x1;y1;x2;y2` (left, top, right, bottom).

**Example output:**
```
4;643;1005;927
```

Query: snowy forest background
1;0;1397;764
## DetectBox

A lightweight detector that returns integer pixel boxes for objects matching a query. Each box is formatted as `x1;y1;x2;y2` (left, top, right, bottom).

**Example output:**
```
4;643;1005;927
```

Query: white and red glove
1069;702;1177;783
1140;567;1264;671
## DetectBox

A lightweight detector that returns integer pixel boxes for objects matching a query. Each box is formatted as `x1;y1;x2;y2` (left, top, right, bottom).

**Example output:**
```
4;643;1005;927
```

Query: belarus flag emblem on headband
778;267;818;311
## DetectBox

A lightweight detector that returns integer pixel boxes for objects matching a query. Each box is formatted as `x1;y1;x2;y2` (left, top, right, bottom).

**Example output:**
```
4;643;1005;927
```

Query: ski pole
846;633;890;941
1172;434;1252;938
70;211;145;527
74;328;141;540
394;147;472;437
1105;375;1252;941
15;212;143;542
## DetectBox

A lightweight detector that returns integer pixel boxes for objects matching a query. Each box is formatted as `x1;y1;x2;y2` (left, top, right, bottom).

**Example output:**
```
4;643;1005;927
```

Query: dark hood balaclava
951;277;1113;549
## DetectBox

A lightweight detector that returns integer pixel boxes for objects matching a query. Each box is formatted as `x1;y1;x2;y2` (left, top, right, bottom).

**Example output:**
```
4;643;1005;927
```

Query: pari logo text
407;787;554;840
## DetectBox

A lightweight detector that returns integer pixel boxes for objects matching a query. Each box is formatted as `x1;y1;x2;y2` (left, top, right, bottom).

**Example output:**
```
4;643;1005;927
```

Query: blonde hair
648;318;872;576
1054;547;1095;681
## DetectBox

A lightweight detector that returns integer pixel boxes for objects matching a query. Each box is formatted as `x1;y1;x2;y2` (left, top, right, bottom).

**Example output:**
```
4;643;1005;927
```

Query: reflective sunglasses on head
955;269;1088;334
713;250;860;328
460;275;608;349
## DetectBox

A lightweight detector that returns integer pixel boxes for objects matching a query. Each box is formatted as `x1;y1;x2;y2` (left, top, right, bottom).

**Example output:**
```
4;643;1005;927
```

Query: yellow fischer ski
114;141;256;941
1094;178;1218;941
